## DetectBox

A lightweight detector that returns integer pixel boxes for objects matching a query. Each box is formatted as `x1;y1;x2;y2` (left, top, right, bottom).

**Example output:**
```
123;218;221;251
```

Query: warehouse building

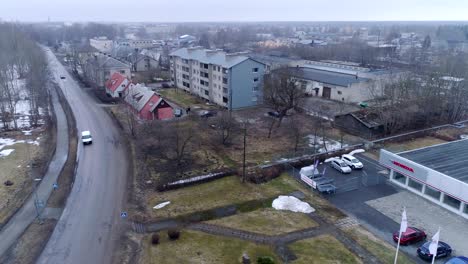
379;140;468;219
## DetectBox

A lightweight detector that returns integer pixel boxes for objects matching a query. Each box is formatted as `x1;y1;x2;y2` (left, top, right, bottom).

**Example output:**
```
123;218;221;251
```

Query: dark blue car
445;257;468;264
417;241;452;261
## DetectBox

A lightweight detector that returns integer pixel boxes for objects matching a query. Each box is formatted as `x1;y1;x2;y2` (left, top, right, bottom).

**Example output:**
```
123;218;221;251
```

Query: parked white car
330;158;352;174
341;154;364;169
81;130;93;145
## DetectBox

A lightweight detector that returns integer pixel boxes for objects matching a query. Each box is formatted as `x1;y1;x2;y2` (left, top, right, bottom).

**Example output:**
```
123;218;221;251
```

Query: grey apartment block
170;47;265;109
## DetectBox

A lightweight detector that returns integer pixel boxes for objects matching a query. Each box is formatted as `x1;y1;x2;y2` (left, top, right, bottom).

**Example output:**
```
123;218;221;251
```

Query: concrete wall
230;59;265;109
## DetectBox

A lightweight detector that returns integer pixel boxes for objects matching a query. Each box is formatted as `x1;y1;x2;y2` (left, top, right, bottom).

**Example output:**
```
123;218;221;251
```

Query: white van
81;130;93;145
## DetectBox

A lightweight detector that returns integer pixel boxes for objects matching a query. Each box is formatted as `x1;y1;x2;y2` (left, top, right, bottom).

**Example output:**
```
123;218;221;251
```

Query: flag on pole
429;229;440;256
399;208;408;233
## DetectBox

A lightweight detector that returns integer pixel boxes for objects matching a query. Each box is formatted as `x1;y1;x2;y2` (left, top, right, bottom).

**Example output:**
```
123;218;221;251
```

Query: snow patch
306;135;347;153
272;195;315;213
0;149;15;157
0;137;40;150
460;134;468;139
167;172;225;186
348;149;365;156
22;130;32;135
153;201;171;209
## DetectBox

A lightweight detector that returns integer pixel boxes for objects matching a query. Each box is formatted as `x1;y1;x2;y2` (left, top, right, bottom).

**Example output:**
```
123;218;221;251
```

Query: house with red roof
105;72;130;98
124;84;174;120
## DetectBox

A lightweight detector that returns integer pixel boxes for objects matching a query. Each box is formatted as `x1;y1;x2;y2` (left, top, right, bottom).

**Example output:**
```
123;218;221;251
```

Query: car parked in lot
392;227;426;245
445;257;468;264
341;154;364;169
417;241;452;261
199;110;217;118
60;76;66;80
330;158;352;174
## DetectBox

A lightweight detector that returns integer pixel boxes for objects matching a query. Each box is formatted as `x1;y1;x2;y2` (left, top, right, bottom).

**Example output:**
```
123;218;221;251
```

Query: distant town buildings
89;36;114;53
170;47;266;109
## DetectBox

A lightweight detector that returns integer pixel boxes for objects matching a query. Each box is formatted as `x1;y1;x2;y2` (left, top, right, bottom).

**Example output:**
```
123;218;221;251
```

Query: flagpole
430;227;441;264
394;231;402;264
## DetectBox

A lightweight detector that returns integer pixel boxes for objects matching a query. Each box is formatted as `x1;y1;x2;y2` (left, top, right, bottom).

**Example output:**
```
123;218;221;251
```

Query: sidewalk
0;87;69;257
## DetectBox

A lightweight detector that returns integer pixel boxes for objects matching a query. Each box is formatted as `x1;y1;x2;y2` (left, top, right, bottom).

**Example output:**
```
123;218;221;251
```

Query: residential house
131;53;160;72
105;72;131;98
124;84;174;120
170;47;266;109
83;53;131;88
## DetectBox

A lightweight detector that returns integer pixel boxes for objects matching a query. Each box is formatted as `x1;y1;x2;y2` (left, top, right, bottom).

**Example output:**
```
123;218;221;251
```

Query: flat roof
398;139;468;184
289;67;370;87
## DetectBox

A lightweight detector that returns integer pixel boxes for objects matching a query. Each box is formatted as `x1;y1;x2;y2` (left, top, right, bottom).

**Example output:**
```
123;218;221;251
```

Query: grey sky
1;0;467;22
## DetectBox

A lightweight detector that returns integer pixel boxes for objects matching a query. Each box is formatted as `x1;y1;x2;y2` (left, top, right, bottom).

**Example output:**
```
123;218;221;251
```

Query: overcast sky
1;0;467;22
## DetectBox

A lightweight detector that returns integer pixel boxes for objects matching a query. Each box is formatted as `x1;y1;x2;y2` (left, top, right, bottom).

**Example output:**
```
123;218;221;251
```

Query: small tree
257;256;275;264
263;68;303;127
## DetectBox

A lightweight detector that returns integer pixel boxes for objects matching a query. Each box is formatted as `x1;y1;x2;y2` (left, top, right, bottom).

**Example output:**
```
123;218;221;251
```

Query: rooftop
289;67;370;87
170;47;250;68
399;139;468;184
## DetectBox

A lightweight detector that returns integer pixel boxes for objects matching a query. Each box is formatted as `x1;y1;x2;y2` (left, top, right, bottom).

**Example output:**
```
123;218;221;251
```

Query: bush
167;229;181;240
243;165;283;184
257;256;275;264
151;233;160;245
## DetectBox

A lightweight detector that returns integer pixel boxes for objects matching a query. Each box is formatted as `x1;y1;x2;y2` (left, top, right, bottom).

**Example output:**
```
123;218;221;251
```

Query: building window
223;97;228;103
252;95;258;102
393;172;406;185
424;186;441;200
223;78;228;84
443;194;461;209
253;78;259;83
204;90;209;96
120;70;126;74
222;68;228;74
408;178;423;192
253;68;259;72
337;91;342;95
223;88;228;94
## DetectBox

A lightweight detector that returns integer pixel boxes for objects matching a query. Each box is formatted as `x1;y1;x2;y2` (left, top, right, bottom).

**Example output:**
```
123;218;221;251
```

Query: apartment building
170;47;265;109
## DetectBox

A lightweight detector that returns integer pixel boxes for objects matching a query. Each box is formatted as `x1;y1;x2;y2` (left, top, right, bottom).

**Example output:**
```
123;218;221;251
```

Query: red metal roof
105;72;127;93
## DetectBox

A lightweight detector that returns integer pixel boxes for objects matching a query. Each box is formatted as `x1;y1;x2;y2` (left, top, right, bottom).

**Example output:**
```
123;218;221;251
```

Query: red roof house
105;72;130;98
124;84;174;120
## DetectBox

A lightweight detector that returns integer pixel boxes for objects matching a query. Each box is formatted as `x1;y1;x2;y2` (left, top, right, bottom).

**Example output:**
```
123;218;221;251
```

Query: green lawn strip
207;208;318;235
144;230;279;264
158;88;200;108
345;228;415;264
290;235;362;264
148;175;298;219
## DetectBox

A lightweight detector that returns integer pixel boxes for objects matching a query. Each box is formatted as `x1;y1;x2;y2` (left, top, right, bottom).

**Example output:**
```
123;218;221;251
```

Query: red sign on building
392;161;414;173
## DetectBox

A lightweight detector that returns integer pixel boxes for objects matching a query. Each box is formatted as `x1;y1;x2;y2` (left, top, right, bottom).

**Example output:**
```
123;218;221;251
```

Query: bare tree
263;68;303;126
213;111;239;145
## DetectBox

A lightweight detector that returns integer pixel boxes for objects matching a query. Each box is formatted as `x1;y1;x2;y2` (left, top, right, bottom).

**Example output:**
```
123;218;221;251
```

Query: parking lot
292;153;467;263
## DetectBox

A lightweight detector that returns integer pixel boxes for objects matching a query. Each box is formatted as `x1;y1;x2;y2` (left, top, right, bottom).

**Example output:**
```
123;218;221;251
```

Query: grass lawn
207;208;318;235
147;174;346;223
141;230;279;264
158;88;208;109
290;235;362;264
345;227;414;264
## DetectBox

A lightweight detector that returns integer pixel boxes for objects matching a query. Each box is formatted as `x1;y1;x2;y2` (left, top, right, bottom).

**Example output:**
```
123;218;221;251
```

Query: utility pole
242;123;247;183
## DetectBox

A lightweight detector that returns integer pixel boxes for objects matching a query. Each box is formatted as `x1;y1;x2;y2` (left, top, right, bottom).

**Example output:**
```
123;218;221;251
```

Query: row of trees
0;23;49;130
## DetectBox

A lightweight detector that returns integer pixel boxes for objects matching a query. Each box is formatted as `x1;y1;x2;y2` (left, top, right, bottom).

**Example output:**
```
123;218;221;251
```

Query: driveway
37;48;128;264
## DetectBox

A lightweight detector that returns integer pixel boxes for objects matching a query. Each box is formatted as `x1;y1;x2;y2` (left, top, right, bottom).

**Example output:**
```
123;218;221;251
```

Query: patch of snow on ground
153;201;171;209
460;134;468;139
0;149;15;157
168;172;224;186
306;135;347;153
272;195;315;213
0;137;40;150
22;130;32;135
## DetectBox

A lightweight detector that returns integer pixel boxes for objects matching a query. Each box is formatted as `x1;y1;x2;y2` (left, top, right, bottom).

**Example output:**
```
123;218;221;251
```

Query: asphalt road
37;49;128;264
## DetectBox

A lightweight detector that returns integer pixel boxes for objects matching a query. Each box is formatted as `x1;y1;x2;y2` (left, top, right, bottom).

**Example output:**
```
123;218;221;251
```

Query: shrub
243;165;283;184
151;233;160;245
167;229;181;240
257;256;275;264
4;180;13;186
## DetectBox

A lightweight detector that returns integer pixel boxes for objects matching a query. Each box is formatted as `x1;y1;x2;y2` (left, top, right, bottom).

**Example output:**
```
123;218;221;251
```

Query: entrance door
322;87;331;99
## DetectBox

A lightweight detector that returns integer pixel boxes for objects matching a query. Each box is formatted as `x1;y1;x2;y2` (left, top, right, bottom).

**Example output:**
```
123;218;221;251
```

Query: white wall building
89;37;114;53
380;140;468;220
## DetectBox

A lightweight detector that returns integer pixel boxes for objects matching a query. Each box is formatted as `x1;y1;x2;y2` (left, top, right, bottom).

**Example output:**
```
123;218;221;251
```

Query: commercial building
379;140;468;219
170;47;266;109
89;37;114;53
289;60;400;103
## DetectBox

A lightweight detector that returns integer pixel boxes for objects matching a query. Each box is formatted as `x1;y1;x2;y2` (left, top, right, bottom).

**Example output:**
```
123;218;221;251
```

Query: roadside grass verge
345;227;414;264
207;208;318;235
290;234;362;264
141;230;279;264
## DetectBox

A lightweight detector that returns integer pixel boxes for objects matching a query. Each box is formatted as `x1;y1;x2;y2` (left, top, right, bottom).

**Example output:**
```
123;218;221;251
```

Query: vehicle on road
81;131;93;145
392;227;426;245
60;76;66;80
417;241;452;261
445;257;468;264
330;158;352;173
174;108;183;117
341;154;363;169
